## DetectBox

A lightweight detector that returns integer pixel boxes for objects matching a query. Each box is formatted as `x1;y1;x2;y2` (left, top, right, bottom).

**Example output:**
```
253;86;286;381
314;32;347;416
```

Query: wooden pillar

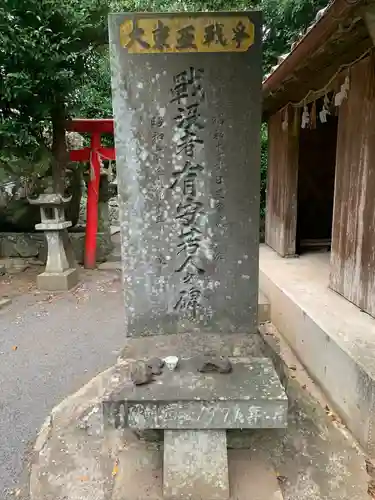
265;107;299;256
330;55;375;317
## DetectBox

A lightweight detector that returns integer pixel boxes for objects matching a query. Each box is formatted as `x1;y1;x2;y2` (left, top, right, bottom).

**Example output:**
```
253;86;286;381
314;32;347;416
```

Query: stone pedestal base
103;356;288;499
163;430;229;500
37;268;78;291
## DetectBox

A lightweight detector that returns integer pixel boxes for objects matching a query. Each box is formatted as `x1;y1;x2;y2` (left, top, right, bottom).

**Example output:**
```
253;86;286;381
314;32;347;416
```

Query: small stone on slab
163;430;229;500
147;357;164;375
197;353;232;374
131;361;153;386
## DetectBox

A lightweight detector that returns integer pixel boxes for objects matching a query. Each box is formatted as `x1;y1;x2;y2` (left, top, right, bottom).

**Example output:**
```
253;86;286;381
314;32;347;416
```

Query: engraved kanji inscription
176;25;197;49
171;67;204;103
203;22;227;46
169;65;208;315
173;287;202;317
176;200;203;226
151;115;164;128
232;21;250;48
169;161;204;191
175;255;205;275
125;21;150;49
152;20;170;50
120;15;255;53
177;226;203;256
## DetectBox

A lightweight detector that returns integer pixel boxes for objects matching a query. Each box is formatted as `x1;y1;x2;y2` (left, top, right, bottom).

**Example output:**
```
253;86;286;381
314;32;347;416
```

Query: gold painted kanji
120;16;254;54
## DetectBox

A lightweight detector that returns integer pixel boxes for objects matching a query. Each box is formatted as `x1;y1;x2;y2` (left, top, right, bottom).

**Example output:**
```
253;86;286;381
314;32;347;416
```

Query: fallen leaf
289;365;297;371
366;458;375;477
368;479;375;498
112;459;119;477
12;346;18;351
276;474;287;484
302;384;307;389
330;412;339;422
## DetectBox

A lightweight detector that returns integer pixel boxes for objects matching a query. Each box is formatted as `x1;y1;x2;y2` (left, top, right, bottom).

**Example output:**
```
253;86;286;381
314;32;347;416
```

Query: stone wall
0;167;83;232
108;197;120;226
79;195;119;227
0;232;113;265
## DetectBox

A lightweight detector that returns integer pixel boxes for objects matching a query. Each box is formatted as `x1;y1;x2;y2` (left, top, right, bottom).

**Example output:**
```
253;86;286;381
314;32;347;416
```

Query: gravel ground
0;269;125;499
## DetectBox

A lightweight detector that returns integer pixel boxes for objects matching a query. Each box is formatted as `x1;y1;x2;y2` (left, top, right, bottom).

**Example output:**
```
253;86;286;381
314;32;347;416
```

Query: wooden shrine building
263;0;375;318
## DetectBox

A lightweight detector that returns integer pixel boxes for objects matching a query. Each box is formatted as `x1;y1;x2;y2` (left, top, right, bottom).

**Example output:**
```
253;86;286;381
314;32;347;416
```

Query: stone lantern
29;179;79;291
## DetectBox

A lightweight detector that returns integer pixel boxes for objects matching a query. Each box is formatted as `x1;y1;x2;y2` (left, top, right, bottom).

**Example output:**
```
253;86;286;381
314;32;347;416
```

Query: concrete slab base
258;291;270;323
258;321;369;500
37;268;79;291
163;430;229;500
259;244;375;456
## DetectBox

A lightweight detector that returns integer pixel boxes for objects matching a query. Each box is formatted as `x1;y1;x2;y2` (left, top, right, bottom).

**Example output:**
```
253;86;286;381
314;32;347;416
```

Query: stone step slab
163;430;230;500
111;431;285;500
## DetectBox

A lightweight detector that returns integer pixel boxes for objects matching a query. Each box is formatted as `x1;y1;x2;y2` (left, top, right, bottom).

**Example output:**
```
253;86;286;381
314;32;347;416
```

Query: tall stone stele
107;13;289;500
29;180;79;291
110;11;262;336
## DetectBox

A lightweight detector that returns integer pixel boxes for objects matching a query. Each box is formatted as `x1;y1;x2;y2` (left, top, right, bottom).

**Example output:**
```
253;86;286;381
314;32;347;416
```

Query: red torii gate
66;118;116;269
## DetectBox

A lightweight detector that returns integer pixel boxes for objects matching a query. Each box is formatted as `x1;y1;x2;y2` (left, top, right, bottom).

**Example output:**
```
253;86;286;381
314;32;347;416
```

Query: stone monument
110;12;262;336
29;179;79;291
103;356;287;499
108;11;287;499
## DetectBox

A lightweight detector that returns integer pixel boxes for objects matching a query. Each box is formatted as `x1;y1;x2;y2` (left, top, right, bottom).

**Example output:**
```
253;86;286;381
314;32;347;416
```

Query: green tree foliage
0;0;109;187
0;0;328;194
260;0;328;71
75;52;112;119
